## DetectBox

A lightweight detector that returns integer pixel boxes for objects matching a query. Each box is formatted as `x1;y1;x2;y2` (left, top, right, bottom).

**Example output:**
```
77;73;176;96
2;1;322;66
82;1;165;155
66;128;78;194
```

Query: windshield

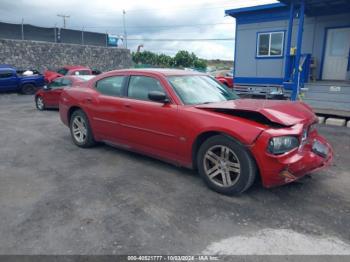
168;75;238;105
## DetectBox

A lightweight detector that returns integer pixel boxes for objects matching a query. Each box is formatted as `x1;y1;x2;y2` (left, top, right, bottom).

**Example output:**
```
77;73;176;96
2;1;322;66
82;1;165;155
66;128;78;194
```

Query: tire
197;135;257;195
21;84;37;95
35;96;45;111
69;109;96;148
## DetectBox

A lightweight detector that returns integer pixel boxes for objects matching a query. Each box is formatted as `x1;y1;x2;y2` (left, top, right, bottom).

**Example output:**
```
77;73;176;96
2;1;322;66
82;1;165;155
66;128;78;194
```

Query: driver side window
127;76;164;101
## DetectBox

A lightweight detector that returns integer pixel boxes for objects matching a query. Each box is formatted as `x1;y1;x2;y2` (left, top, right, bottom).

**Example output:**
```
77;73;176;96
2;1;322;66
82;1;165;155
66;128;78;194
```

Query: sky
0;0;277;60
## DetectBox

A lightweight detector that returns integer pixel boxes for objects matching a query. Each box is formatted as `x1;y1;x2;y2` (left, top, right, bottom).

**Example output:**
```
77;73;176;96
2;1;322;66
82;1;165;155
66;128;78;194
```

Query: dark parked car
0;65;45;94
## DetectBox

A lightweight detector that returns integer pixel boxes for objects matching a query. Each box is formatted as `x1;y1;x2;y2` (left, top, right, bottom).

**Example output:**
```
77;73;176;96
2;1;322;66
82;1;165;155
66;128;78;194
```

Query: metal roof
225;0;350;17
279;0;350;16
225;3;286;16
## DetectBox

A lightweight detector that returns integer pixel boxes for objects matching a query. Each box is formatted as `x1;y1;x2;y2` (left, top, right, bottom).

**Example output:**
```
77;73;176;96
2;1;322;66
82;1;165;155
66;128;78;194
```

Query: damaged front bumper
250;126;334;188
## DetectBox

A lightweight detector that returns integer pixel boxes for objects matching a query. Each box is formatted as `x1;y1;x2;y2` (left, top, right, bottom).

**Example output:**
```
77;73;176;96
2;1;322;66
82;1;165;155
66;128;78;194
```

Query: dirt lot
0;94;350;255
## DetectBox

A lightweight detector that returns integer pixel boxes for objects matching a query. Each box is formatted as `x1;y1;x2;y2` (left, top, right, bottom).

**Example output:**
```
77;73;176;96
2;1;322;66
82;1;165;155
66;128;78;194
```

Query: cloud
0;0;277;60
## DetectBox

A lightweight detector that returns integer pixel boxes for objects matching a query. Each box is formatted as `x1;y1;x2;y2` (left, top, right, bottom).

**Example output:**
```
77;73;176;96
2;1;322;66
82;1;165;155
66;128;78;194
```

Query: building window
257;32;284;57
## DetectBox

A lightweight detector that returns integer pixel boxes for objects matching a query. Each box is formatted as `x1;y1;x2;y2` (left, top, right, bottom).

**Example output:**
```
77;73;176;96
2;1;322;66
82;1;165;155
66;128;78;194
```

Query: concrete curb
325;118;346;127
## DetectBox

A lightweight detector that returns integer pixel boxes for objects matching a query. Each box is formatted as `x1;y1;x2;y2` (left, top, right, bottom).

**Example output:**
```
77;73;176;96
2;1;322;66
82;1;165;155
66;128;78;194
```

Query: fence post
106;31;108;47
81;27;84;45
21;18;24;40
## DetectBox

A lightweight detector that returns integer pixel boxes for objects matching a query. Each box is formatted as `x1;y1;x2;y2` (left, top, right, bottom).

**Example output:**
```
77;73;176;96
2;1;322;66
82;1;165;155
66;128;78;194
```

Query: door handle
86;98;93;103
124;104;131;108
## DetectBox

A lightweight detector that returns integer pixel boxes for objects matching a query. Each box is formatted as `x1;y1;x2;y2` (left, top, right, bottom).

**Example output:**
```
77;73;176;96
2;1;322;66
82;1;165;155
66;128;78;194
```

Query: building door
322;27;350;80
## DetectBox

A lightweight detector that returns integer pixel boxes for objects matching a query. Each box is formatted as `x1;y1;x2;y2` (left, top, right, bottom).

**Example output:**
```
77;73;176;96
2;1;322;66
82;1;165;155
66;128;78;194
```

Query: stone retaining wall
0;39;132;72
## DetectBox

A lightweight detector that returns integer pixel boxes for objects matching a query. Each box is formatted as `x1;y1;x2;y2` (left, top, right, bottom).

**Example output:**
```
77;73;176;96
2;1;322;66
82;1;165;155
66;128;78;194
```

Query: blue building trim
291;0;305;100
284;2;294;81
319;25;350;80
233;21;238;77
234;77;284;85
225;3;289;25
225;3;285;16
255;30;286;59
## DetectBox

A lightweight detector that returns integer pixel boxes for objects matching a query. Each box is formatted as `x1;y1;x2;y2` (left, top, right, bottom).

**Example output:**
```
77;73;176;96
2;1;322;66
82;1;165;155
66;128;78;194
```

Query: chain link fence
0;21;113;47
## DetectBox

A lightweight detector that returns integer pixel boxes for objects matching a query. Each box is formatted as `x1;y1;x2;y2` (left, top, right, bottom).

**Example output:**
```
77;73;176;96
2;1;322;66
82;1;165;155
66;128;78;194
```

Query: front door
120;75;181;160
322;27;350;80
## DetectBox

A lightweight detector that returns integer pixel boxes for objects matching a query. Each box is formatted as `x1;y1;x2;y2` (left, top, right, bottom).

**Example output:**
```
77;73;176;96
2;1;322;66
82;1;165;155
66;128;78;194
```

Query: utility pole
57;14;70;29
21;18;24;40
122;10;127;48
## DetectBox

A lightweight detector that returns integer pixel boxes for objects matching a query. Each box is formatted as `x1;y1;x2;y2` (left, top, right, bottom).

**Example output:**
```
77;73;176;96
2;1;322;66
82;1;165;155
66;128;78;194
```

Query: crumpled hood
195;99;317;126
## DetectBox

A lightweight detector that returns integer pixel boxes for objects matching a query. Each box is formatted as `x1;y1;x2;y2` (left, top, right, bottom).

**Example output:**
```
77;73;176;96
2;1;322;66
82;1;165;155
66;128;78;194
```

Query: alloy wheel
72;116;87;143
203;145;241;188
36;97;44;110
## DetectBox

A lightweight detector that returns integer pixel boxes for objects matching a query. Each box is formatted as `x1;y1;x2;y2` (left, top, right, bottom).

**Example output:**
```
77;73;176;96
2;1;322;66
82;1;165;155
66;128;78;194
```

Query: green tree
157;54;173;67
194;59;207;71
132;50;206;70
174;50;194;68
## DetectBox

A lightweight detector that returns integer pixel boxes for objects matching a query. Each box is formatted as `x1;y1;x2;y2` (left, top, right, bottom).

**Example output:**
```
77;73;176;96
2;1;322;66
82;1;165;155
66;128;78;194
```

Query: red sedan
59;69;333;195
35;75;95;110
44;66;93;83
213;70;234;88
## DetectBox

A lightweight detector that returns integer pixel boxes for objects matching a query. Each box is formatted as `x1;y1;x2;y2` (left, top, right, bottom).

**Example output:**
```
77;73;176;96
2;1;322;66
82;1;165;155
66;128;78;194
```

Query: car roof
107;68;207;77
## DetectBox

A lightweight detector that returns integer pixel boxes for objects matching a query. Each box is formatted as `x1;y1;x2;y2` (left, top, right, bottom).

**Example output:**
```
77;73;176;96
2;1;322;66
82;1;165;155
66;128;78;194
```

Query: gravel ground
0;94;349;256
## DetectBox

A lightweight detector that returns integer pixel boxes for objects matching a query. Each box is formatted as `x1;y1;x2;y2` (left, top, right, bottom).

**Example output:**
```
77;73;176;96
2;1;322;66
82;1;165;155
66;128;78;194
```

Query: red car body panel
59;69;333;188
216;76;234;88
44;66;92;83
36;76;87;108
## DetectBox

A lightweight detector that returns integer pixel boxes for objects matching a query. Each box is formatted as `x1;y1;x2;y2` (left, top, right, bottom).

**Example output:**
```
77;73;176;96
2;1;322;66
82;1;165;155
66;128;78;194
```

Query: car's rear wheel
35;96;45;111
197;135;257;195
21;84;37;95
69;109;96;148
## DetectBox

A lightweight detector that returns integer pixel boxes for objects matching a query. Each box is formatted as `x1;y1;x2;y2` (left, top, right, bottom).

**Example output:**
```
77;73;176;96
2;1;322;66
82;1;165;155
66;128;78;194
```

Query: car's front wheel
197;135;257;195
69;109;96;148
35;96;45;111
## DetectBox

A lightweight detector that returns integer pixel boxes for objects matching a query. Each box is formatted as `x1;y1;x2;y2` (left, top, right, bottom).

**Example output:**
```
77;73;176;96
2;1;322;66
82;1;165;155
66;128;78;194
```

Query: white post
21;18;24;40
123;10;127;48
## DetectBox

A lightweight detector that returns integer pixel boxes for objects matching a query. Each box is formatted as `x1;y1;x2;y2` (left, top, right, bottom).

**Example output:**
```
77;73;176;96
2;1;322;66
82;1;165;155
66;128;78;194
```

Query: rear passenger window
128;76;164;101
95;76;125;97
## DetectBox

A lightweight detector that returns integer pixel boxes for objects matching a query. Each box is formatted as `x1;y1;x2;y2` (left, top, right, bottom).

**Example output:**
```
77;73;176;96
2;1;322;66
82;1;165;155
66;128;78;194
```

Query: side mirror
148;91;169;103
43;85;51;90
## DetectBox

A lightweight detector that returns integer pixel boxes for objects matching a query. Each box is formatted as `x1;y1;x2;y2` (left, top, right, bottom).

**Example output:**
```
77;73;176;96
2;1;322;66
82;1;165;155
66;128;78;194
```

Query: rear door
120;75;181;159
85;75;127;141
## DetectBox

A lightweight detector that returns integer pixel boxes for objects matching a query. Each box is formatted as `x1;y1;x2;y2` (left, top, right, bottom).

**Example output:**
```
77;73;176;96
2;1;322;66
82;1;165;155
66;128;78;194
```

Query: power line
125;0;275;13
127;37;235;42
72;22;233;29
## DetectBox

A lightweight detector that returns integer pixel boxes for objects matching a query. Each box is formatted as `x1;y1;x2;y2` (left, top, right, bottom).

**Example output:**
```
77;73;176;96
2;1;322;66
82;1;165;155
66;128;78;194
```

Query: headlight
267;136;299;155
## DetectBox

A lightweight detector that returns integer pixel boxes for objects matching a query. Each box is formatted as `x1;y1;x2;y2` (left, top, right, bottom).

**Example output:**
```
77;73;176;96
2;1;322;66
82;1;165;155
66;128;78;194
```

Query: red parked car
213;70;234;88
35;75;95;110
59;69;333;195
44;66;93;83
